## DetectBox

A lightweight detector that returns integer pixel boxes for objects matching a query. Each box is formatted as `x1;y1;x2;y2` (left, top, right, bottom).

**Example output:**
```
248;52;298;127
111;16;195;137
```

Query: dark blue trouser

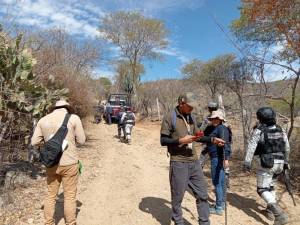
210;157;225;208
169;160;210;225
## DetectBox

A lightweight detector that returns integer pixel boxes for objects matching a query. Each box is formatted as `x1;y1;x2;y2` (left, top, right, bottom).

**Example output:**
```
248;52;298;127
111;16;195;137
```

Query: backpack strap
171;110;177;131
190;114;196;133
62;114;71;128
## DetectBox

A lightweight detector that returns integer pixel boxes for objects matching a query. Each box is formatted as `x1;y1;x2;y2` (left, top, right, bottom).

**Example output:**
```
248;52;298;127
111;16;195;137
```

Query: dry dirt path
31;120;300;225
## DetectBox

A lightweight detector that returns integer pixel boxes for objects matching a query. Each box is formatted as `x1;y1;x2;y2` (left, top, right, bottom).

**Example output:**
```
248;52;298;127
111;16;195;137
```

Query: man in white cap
31;100;86;225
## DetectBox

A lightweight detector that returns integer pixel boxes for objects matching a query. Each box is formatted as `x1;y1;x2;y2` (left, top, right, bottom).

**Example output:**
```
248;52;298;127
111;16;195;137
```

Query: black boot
264;204;275;221
268;203;289;225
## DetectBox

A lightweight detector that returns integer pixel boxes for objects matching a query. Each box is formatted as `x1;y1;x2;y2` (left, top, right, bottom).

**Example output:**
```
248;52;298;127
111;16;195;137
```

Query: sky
1;0;284;82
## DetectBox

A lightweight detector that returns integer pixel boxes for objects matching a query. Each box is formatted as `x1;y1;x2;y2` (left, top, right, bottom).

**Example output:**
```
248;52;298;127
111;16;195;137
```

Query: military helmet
256;107;276;125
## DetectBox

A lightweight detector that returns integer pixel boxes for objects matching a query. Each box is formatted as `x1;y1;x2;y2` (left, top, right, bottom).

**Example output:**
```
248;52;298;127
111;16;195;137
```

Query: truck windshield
109;100;126;106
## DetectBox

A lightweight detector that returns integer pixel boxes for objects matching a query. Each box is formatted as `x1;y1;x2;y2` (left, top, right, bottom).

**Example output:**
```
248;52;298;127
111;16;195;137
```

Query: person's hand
243;163;251;174
179;135;195;144
212;137;225;146
223;160;229;169
284;163;290;170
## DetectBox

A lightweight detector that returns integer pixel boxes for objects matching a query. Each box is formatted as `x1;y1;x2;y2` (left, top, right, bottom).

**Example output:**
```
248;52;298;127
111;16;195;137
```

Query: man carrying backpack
160;93;225;225
244;107;290;225
121;107;135;144
31;100;86;225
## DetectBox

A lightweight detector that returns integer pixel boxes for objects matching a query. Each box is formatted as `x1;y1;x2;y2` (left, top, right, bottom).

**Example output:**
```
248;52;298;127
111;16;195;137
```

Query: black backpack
40;114;71;168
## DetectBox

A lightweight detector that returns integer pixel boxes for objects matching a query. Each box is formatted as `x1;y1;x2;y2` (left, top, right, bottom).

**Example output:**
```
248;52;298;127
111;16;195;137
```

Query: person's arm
74;115;86;145
196;126;225;145
160;134;179;146
283;129;290;164
222;127;231;160
244;128;261;168
121;113;126;123
31;120;44;147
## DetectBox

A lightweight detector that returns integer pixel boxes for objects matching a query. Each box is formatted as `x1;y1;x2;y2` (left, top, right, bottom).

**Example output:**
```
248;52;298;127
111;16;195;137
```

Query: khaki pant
44;163;79;225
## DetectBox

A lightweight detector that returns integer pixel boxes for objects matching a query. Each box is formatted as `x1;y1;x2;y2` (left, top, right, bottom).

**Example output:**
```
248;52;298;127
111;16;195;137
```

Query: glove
284;163;290;170
243;163;251;173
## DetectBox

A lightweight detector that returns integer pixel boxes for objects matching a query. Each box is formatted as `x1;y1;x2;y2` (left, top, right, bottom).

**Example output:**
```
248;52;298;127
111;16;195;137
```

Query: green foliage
100;11;168;93
231;0;300;61
116;60;144;95
0;31;67;119
182;54;235;98
268;93;300;116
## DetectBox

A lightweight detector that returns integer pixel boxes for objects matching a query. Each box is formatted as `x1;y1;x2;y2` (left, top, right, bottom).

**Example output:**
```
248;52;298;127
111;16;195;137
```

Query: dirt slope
25;120;300;225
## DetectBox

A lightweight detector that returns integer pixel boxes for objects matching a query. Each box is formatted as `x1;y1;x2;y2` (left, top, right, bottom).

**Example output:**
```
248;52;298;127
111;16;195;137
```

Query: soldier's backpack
124;112;135;125
40;114;71;168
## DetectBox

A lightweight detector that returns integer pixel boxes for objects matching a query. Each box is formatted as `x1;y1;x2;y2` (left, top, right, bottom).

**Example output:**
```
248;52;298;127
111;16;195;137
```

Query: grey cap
208;101;218;109
178;92;198;108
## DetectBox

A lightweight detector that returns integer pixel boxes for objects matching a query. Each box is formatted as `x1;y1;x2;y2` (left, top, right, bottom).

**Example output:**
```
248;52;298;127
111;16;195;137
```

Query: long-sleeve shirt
244;125;290;167
207;124;231;160
31;108;86;166
121;112;135;124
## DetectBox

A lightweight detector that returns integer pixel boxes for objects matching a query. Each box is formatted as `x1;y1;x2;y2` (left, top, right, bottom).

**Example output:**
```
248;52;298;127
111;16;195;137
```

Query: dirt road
31;120;300;225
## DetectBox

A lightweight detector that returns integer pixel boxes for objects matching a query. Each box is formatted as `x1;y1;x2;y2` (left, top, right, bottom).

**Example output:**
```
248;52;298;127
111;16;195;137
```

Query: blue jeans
210;157;225;208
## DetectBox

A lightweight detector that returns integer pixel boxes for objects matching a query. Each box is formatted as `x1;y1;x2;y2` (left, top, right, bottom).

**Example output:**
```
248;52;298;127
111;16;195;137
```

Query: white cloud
154;47;191;63
100;0;205;13
92;68;115;79
0;0;105;38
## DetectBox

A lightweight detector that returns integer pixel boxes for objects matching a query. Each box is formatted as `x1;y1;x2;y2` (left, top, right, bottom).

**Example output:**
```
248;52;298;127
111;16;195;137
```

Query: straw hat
208;110;225;121
52;100;74;113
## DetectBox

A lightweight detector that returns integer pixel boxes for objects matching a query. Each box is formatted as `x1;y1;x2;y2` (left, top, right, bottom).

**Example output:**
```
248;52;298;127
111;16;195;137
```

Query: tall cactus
0;30;68;119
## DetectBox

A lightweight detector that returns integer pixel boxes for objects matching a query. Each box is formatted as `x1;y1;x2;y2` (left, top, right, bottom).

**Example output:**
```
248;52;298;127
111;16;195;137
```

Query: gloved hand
243;163;251;173
284;163;290;170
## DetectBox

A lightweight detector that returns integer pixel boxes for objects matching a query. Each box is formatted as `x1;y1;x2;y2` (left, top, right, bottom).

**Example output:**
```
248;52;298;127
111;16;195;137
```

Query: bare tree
99;11;168;95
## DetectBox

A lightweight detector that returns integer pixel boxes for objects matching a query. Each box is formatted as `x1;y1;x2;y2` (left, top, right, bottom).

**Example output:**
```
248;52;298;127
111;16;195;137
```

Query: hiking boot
171;217;184;225
264;205;275;221
209;206;223;215
268;203;289;225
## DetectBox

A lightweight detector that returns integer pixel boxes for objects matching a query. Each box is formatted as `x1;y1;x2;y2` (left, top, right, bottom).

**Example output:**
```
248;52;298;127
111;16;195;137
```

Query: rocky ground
1;119;300;225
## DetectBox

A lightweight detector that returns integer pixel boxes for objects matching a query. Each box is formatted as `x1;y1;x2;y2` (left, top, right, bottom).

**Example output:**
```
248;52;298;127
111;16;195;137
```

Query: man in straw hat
31;100;86;225
206;110;232;216
160;92;226;225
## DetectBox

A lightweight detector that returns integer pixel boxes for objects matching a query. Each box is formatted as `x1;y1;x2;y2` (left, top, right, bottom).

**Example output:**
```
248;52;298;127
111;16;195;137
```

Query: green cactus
0;29;68;119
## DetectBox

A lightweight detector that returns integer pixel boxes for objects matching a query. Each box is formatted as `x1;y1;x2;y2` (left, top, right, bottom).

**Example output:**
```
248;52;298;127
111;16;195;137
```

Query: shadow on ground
41;193;82;225
139;197;199;225
227;192;269;225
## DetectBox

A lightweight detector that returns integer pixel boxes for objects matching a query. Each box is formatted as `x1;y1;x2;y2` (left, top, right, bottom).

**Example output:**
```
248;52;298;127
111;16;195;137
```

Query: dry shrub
28;28;100;117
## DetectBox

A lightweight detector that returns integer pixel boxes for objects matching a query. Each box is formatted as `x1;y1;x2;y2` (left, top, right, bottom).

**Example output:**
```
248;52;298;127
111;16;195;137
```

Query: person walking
31;100;86;225
160;93;225;225
244;107;290;225
117;106;125;140
121;107;136;144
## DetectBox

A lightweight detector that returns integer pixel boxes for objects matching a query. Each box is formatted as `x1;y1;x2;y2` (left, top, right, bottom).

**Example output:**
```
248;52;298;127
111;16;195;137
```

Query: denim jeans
210;157;225;208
